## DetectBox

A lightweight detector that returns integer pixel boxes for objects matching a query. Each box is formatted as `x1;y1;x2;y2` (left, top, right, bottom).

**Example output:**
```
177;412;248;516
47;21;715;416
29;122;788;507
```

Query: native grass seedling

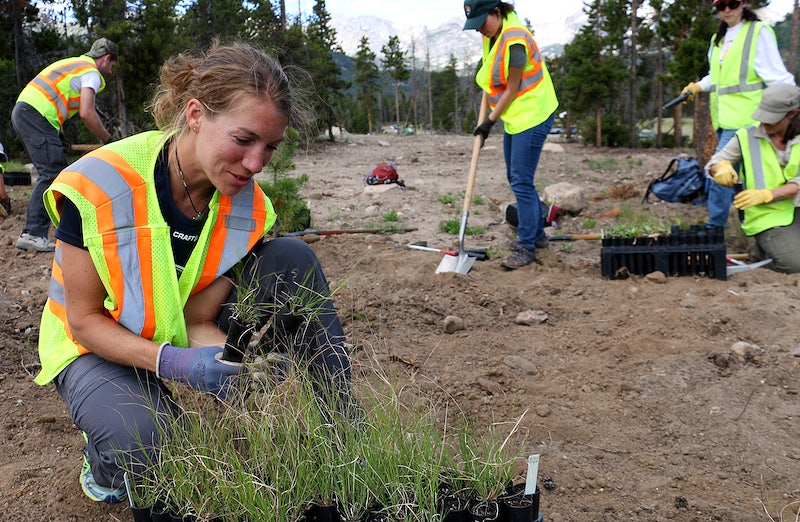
127;347;532;521
438;193;455;205
382;209;399;222
438;219;484;236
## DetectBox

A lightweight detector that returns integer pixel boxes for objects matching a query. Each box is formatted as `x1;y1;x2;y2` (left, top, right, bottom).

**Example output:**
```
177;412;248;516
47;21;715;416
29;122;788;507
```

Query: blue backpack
642;156;706;204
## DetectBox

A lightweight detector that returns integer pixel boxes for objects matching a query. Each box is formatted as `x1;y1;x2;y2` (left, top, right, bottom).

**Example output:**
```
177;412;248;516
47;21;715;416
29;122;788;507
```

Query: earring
193;126;199;133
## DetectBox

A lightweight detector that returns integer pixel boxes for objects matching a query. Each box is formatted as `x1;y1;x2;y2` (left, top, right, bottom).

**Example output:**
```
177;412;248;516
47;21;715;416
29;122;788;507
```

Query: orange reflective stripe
91;149;159;338
47;244;89;354
28;59;98;125
192;187;269;295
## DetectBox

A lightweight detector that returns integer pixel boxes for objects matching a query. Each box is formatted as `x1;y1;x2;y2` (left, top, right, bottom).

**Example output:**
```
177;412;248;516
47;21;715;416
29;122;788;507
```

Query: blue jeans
705;128;738;228
11;102;68;238
504;114;554;251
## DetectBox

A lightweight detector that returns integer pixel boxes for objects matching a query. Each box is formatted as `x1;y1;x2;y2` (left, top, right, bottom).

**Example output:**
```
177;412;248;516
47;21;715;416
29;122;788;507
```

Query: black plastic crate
601;226;726;280
3;170;31;186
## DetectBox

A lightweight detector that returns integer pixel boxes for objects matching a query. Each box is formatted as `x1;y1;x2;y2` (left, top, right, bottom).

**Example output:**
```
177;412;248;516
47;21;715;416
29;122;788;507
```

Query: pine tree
381;35;410;134
306;0;349;141
353;36;380;134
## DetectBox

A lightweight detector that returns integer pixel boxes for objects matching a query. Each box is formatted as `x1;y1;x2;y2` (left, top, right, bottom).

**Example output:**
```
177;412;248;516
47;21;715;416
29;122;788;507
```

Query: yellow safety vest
475;11;558;134
35;131;276;385
17;56;107;130
709;21;770;130
736;126;797;236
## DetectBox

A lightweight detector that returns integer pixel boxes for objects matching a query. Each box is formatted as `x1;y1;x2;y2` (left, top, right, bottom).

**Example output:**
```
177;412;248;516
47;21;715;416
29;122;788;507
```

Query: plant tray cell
600;227;726;281
3;171;31;186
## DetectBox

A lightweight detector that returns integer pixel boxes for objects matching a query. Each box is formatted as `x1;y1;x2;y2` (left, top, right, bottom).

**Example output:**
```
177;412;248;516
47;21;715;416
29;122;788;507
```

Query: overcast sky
290;0;797;29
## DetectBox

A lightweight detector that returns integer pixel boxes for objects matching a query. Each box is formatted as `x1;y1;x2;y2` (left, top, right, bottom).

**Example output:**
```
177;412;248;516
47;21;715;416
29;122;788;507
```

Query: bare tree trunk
427;46;433;132
411;38;418;134
566;109;574;140
116;75;127;138
672;103;683;149
394;81;401;134
656;38;663;148
629;0;638;148
695;93;717;164
280;0;286;28
595;107;602;147
791;0;799;76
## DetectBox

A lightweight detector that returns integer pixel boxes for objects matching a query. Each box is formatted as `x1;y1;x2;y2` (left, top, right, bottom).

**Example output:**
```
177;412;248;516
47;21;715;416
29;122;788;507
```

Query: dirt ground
1;132;799;522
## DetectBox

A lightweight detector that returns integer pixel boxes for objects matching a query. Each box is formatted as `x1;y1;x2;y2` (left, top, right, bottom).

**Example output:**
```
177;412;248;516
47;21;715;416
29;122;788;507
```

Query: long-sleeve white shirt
696;20;795;91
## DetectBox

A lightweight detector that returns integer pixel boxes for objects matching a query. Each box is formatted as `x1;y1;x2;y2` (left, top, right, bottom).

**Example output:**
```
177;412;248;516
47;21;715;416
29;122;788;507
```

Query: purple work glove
156;343;244;399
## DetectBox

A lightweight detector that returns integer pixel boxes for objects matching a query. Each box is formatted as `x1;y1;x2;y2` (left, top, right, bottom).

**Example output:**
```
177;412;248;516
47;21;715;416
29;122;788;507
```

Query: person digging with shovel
463;0;558;270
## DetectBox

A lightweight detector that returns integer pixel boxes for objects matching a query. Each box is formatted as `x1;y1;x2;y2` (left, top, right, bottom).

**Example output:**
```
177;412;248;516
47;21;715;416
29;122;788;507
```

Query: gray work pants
751;207;800;274
11;102;67;238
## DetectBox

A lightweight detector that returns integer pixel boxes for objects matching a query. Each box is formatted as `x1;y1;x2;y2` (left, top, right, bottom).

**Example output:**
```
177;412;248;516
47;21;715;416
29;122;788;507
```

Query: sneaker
15;232;55;252
501;245;536;270
80;432;127;504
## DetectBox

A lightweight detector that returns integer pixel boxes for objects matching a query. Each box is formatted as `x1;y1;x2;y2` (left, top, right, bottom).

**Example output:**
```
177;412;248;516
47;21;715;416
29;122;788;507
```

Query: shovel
726;257;772;276
436;93;489;275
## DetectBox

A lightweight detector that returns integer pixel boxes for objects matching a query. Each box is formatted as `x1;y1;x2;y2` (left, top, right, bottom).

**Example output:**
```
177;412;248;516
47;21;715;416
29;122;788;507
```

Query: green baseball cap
463;0;501;30
86;38;119;60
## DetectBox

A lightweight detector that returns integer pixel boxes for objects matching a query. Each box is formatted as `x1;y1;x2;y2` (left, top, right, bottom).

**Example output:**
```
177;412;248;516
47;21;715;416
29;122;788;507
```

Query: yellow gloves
712;160;738;187
681;82;702;102
734;189;773;210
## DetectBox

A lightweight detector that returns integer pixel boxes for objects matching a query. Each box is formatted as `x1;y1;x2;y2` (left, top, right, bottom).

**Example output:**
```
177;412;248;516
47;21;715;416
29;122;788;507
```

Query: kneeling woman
34;42;352;503
707;83;800;273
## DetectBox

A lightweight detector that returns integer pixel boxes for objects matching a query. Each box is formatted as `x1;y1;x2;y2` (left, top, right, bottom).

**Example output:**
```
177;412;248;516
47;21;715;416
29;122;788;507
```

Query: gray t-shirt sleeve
509;44;527;68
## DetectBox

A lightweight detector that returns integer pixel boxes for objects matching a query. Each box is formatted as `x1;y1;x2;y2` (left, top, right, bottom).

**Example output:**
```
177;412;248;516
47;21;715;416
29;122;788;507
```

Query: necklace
173;144;208;220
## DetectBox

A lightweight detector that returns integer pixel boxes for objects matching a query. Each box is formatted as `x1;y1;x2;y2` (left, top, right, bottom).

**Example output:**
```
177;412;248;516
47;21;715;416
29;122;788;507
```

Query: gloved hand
473;118;495;147
712;160;738;187
156;343;244;398
681;82;702;102
733;189;774;210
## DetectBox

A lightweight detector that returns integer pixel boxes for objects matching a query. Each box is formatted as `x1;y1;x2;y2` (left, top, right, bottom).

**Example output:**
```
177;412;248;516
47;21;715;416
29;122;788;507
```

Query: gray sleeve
509;44;527;68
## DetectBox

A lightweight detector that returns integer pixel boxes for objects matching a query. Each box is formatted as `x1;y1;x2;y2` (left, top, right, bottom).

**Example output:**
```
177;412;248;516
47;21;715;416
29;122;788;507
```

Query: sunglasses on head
715;0;742;11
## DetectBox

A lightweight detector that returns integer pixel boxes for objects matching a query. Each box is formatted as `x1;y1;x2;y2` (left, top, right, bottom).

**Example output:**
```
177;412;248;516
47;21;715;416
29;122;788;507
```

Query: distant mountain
330;11;587;70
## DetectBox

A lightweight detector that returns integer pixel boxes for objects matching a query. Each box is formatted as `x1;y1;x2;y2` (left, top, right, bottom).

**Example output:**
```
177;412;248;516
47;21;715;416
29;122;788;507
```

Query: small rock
731;341;763;361
645;271;666;283
477;377;504;395
792;346;800;357
503;355;537;374
515;310;548;326
443;315;465;334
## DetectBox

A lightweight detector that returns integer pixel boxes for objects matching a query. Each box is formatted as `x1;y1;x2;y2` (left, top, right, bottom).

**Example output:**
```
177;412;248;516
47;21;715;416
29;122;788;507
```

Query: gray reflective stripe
67;155;148;333
218;182;259;277
31;61;90;124
49;246;66;308
717;23;766;96
745;127;767;189
488;28;542;105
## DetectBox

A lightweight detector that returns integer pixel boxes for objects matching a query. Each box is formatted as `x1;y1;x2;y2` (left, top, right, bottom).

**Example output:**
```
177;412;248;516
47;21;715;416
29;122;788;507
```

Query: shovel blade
435;253;476;274
726;258;772;276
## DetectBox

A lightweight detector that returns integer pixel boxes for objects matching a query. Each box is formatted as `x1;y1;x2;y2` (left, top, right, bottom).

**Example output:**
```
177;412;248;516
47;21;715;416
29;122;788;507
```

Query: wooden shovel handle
463;93;489;213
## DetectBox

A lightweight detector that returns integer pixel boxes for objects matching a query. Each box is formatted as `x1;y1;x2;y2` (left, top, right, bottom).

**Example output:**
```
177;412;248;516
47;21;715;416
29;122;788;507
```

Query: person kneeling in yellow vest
706;83;800;273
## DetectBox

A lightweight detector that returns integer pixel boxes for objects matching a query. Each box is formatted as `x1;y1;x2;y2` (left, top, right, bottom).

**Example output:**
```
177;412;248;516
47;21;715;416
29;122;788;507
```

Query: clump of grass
586;157;619;171
582;218;598;229
438;193;455;205
382;210;399;222
439;219;484;235
127;350;530;521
